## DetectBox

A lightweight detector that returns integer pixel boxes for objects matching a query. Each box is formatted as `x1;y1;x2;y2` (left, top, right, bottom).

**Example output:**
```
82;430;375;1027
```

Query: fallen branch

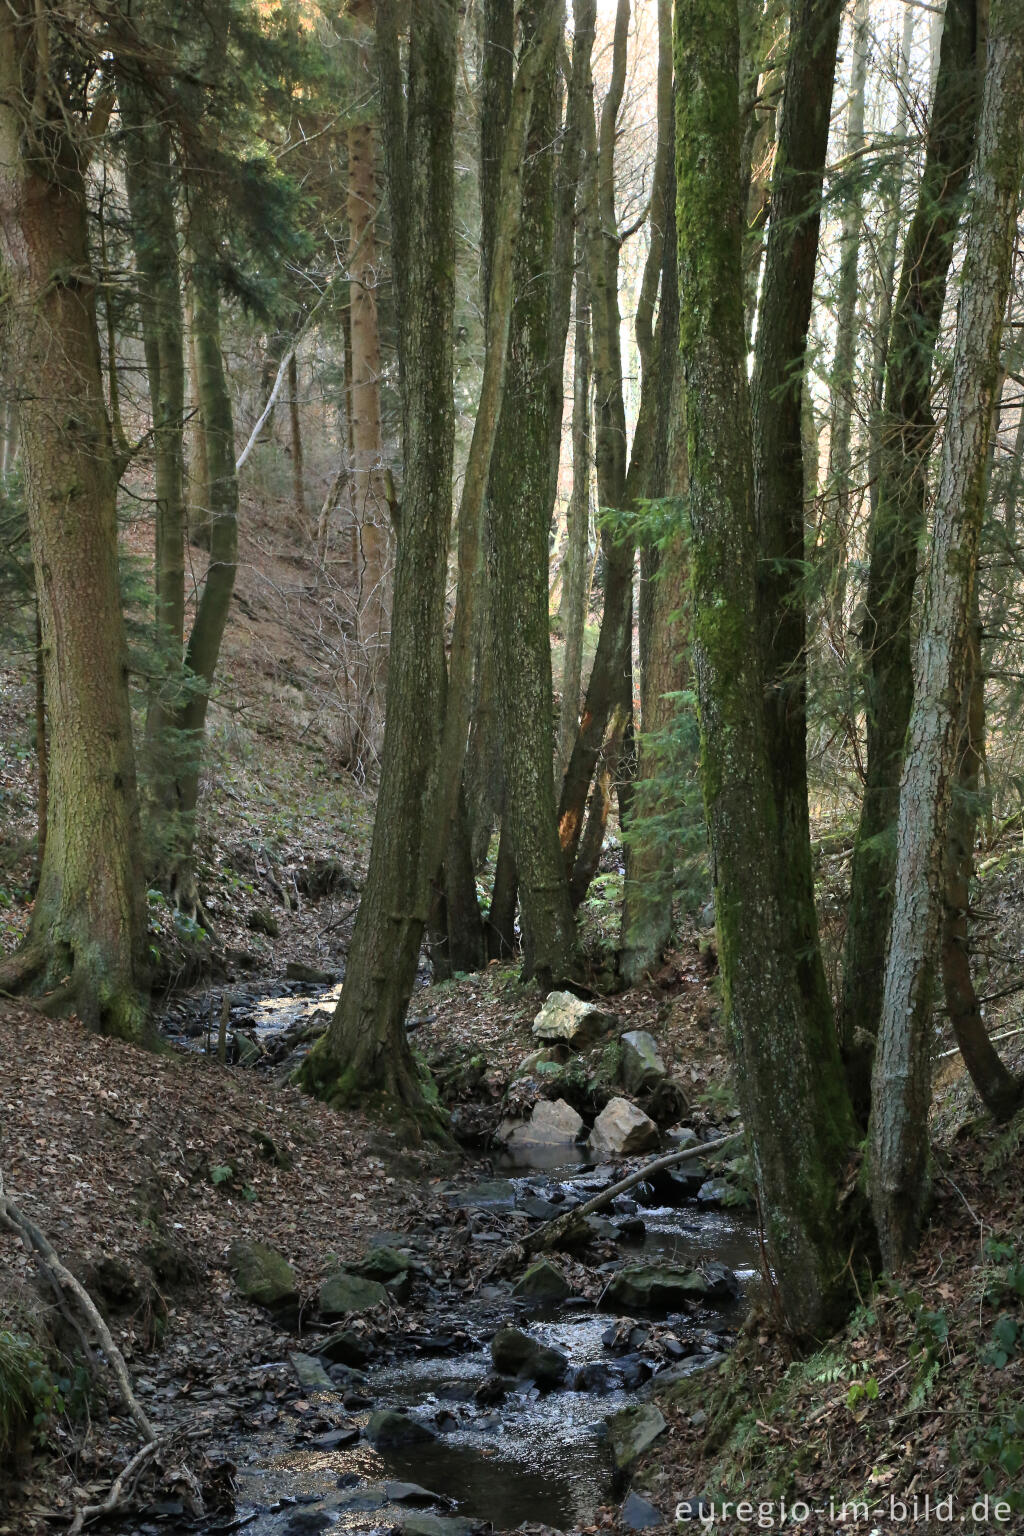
0;1167;155;1442
482;1130;744;1280
67;1437;164;1535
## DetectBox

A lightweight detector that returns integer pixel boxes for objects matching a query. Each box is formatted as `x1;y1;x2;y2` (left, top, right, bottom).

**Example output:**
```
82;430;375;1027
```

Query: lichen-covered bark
300;0;457;1126
0;4;147;1037
676;0;860;1340
869;3;1024;1266
841;0;980;1110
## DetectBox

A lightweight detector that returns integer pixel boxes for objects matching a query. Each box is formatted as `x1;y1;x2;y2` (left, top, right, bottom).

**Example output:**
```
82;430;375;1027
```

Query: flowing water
160;982;757;1534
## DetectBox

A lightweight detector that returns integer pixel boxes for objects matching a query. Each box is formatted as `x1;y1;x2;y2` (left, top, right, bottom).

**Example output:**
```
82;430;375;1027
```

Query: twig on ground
0;1166;155;1442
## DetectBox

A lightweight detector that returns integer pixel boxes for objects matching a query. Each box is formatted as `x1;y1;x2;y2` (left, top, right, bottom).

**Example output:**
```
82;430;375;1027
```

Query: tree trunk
557;260;592;774
869;2;1024;1267
942;610;1023;1122
0;9;148;1037
289;351;305;524
489;0;580;986
462;0;516;869
169;200;240;903
750;0;843;1032
557;0;632;874
347;0;391;759
840;0;981;1112
676;0;862;1339
620;0;684;983
822;0;869;638
298;0;458;1126
122;77;189;842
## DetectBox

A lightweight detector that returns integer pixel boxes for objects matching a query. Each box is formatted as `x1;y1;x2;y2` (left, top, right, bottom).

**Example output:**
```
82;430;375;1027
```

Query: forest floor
2;494;1024;1534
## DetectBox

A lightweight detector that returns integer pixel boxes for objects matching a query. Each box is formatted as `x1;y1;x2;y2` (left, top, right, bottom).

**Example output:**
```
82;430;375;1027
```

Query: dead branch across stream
482;1129;744;1280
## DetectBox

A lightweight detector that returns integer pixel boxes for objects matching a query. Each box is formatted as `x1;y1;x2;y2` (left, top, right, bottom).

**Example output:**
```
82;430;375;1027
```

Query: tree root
0;1165;155;1442
480;1130;744;1282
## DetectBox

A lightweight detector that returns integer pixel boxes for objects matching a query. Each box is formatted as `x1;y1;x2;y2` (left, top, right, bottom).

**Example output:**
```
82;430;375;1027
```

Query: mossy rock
512;1258;571;1305
605;1402;666;1471
319;1269;388;1318
228;1240;298;1309
366;1409;437;1448
351;1245;413;1282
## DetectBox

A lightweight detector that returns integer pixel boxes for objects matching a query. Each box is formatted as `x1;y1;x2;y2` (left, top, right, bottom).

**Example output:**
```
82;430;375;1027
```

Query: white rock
531;991;617;1047
499;1097;584;1152
588;1096;659;1159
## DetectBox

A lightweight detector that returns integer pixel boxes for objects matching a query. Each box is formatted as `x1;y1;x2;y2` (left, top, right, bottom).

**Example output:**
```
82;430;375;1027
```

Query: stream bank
154;978;755;1535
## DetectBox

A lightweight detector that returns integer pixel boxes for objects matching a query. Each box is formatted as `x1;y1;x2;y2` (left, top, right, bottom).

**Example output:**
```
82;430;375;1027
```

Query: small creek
161;982;759;1535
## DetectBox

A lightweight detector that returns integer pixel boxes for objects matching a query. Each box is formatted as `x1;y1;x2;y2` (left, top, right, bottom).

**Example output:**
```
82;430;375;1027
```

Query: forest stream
157;981;759;1535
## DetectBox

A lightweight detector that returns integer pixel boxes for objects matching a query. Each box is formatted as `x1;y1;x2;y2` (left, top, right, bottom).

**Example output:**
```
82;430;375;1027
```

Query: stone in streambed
490;1326;568;1387
319;1270;387;1318
532;991;617;1047
607;1262;738;1312
400;1518;478;1536
365;1409;437;1448
604;1402;666;1472
289;1352;335;1392
319;1328;375;1367
228;1239;298;1308
588;1096;659;1158
511;1258;571;1304
498;1097;584;1154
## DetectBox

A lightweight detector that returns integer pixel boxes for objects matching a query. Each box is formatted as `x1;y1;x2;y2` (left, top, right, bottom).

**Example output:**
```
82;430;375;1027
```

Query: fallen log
482;1128;744;1280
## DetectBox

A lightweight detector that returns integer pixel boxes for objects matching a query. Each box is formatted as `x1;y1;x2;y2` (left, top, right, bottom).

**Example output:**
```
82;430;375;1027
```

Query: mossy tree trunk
840;0;981;1113
347;0;391;764
299;0;458;1123
676;0;862;1339
750;0;843;1036
0;4;148;1037
488;0;581;985
869;1;1024;1266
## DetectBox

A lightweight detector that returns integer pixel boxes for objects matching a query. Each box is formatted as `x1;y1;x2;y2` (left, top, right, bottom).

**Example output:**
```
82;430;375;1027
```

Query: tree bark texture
301;0;457;1124
750;0;843;1032
822;0;869;637
676;0;860;1339
869;2;1024;1267
941;613;1023;1122
0;6;148;1036
840;0;981;1108
347;0;391;762
488;0;580;986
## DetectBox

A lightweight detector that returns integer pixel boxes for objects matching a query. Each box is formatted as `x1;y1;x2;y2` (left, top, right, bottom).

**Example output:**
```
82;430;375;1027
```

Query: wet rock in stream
490;1326;569;1387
